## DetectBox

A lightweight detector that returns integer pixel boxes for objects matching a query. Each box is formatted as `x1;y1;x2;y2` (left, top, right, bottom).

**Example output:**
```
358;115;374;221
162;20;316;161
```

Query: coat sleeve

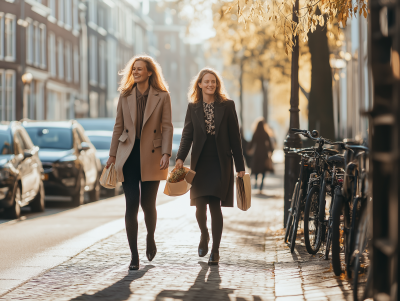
109;95;124;157
161;93;173;156
176;104;193;162
227;101;246;172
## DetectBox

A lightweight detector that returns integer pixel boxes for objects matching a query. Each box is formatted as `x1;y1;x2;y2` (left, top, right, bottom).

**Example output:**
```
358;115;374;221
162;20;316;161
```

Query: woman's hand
175;159;184;170
237;171;246;178
160;154;170;170
106;156;116;168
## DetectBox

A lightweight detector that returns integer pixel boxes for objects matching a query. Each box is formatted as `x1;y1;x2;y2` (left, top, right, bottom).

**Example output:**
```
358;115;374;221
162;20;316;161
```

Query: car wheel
89;175;100;202
4;185;21;219
71;172;85;207
31;181;45;212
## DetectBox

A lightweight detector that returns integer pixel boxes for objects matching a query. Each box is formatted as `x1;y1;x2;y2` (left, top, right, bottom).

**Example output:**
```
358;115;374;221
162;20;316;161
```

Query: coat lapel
127;87;137;130
142;86;161;128
214;101;226;137
194;101;207;137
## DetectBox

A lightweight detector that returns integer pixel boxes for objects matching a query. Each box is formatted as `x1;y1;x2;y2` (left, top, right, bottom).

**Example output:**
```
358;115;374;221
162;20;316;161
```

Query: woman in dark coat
248;118;274;193
175;68;245;265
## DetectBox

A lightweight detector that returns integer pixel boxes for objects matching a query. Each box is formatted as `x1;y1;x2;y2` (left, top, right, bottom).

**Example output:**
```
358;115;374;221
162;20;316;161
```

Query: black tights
122;140;160;258
195;196;223;253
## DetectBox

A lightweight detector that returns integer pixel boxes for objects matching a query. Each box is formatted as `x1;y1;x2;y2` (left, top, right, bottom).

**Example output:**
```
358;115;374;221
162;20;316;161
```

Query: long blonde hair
118;55;168;97
188;68;228;103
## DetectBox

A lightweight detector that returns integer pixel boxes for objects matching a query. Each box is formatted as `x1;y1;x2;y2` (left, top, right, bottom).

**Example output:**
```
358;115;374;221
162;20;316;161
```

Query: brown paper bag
99;163;117;189
164;167;196;196
236;173;251;211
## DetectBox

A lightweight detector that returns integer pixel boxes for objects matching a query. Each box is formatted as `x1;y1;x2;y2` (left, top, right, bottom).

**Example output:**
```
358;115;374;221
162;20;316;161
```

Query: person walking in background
175;68;245;265
247;118;275;194
106;55;173;270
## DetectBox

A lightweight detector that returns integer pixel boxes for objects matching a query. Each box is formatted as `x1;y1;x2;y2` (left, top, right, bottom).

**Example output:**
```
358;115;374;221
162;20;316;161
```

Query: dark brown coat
248;127;274;174
176;100;245;207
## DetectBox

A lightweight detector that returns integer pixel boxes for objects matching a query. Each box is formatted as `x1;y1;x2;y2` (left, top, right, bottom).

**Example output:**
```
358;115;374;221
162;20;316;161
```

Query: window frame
4;14;16;62
0;13;4;60
4;70;15;121
40;24;46;68
57;37;64;79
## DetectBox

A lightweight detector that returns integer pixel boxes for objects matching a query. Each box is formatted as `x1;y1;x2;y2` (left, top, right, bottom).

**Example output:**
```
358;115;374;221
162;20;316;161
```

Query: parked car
22;121;101;206
85;130;122;197
0;122;45;219
76;118;115;132
171;128;191;166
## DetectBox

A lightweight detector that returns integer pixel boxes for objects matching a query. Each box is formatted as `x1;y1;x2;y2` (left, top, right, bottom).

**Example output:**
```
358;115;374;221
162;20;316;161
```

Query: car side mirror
80;142;90;151
24;151;33;158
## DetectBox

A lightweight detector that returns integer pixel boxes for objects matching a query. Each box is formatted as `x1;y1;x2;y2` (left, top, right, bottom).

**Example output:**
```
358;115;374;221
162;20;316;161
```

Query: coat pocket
119;132;128;142
153;138;162;148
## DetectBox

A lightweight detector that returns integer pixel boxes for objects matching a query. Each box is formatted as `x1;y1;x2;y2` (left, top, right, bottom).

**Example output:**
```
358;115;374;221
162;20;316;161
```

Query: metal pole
283;0;302;225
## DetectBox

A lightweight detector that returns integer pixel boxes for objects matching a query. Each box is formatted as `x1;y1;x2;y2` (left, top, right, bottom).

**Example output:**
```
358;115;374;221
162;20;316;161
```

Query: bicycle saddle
327;155;345;168
323;148;339;155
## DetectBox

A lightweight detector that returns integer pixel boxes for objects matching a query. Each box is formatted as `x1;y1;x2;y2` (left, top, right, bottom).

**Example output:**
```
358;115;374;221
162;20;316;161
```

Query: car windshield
88;136;111;150
25;127;73;150
0;131;13;155
78;119;115;131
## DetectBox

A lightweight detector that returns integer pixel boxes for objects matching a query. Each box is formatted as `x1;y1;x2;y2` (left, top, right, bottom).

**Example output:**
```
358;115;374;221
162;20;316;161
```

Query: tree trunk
239;59;244;126
260;77;268;122
308;8;335;139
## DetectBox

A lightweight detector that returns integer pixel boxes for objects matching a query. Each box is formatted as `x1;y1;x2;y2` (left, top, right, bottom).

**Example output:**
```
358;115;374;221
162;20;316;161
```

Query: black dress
191;102;222;200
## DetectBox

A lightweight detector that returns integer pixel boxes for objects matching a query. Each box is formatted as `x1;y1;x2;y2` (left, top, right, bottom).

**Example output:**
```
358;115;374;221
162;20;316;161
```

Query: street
0;165;353;300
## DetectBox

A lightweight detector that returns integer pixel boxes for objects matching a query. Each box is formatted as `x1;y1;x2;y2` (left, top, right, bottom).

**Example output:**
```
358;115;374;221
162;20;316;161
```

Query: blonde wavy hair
118;55;168;97
188;68;228;103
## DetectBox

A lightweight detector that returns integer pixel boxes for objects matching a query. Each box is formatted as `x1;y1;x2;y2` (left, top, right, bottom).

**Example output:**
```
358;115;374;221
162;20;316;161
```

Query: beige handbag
99;163;117;189
236;173;251;211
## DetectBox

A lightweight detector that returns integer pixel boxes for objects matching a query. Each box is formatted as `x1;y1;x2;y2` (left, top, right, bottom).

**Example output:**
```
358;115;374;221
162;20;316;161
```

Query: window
40;25;46;68
65;42;72;82
73;0;79;31
49;0;56;18
57;38;64;79
73;45;79;83
58;0;64;24
99;40;106;87
89;35;97;85
34;22;40;66
5;14;16;61
65;0;72;29
89;0;97;24
0;70;15;121
89;91;98;118
0;13;4;59
26;20;33;64
49;32;56;77
25;127;73;150
28;80;36;120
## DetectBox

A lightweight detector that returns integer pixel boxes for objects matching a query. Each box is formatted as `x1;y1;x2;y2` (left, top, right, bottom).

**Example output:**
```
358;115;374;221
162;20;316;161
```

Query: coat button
126;129;128;133
152;150;154;153
154;130;156;133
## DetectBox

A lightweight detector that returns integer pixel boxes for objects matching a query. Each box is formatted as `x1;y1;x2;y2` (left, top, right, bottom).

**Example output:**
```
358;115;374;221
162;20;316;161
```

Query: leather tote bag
236;173;251;211
99;163;117;189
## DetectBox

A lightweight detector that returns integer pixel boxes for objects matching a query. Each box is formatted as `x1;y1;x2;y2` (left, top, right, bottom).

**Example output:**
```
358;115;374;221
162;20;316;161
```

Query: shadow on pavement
155;262;235;301
69;265;155;301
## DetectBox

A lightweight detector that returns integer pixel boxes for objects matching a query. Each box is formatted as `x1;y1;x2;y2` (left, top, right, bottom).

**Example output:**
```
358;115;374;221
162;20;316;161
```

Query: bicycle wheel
304;185;323;254
284;182;298;243
331;188;350;276
290;188;302;253
353;207;371;301
318;174;327;223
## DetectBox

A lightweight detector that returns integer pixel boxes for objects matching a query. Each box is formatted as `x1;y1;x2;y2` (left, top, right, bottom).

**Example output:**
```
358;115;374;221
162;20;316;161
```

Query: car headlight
0;170;10;181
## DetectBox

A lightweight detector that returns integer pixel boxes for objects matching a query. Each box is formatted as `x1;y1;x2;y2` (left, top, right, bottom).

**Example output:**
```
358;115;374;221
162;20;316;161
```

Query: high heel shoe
208;252;219;265
129;255;139;270
146;235;157;262
198;233;210;257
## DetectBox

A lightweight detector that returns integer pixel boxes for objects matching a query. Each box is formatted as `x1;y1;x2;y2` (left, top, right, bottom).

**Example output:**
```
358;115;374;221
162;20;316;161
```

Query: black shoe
198;233;210;257
129;256;139;270
146;235;157;262
208;252;220;265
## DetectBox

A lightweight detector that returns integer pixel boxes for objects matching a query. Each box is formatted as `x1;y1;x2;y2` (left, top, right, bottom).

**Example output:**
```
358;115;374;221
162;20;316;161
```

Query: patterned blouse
203;101;216;135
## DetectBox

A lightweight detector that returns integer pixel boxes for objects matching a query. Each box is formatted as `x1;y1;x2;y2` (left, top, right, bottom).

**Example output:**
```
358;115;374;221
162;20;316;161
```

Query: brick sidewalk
1;173;352;301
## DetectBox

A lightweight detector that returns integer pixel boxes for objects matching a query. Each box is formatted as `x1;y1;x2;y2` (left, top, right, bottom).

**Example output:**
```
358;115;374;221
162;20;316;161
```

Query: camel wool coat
109;86;173;182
